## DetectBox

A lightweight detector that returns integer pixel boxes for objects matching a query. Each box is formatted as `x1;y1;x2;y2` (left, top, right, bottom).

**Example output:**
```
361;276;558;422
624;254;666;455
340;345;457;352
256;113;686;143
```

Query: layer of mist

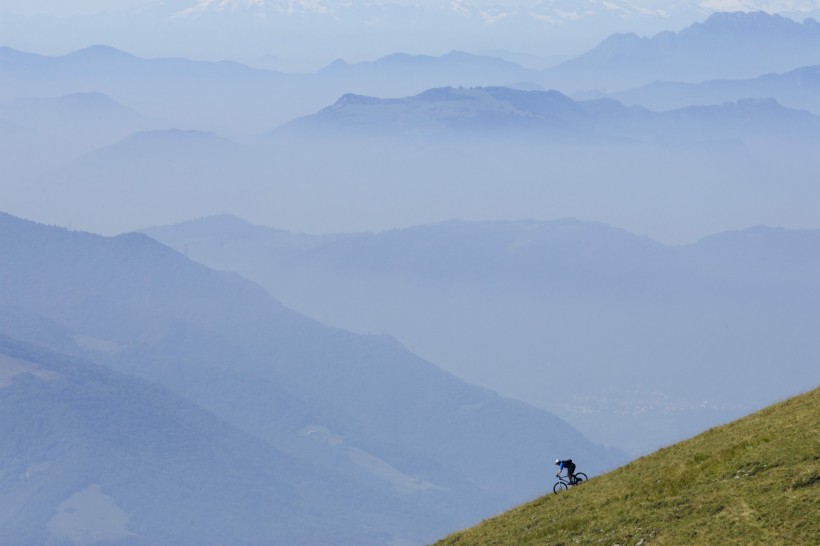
145;216;820;456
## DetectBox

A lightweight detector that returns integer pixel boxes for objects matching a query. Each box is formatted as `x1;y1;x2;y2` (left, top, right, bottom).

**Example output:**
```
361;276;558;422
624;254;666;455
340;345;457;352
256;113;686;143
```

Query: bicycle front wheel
553;482;568;494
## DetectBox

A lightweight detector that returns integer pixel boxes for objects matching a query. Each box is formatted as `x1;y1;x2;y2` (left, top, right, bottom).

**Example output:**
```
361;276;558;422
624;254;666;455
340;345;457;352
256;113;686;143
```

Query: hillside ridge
436;387;820;545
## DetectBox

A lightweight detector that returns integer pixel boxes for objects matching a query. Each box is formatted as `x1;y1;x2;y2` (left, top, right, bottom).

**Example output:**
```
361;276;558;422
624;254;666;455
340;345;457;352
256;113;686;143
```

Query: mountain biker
555;458;576;483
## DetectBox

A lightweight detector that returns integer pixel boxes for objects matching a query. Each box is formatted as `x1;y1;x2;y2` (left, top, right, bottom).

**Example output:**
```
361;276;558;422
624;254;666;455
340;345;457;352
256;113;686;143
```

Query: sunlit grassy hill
436;387;819;545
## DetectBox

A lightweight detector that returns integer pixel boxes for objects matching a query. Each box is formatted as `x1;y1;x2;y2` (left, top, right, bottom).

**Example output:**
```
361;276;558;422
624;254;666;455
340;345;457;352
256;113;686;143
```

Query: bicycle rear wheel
573;473;588;485
553;481;568;494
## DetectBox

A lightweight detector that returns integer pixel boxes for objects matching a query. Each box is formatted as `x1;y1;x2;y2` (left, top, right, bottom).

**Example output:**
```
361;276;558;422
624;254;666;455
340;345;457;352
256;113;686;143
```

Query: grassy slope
436;387;819;546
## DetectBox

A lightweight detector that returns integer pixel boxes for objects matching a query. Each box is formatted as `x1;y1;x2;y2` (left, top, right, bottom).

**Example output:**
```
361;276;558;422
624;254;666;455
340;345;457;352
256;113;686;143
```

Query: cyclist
555;458;577;483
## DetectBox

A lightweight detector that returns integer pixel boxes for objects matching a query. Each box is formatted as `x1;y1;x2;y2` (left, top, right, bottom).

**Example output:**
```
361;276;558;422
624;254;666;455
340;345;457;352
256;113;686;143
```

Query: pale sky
0;0;148;16
3;0;819;17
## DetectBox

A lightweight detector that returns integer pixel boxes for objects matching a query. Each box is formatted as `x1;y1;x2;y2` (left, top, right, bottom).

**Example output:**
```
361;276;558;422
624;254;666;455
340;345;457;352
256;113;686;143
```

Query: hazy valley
0;211;626;544
144;215;819;457
1;5;819;545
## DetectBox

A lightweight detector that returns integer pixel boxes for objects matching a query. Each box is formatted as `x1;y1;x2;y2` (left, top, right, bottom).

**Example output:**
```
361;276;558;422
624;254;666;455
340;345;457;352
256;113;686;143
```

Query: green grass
435;387;820;546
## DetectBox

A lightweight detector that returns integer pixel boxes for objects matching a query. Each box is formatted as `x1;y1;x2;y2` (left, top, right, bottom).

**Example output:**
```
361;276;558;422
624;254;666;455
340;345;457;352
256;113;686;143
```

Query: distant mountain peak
691;9;816;33
319;57;349;71
330;93;383;108
156;213;257;234
66;44;136;61
551;9;820;88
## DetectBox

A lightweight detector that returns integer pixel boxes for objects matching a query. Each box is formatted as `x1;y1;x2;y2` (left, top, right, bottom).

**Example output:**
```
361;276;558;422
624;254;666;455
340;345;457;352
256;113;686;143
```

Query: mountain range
4;12;820;135
4;2;820;70
0;211;624;544
541;11;820;91
612;63;820;115
279;85;820;142
9;91;802;246
144;215;820;457
0;44;297;134
3;55;816;247
0;44;536;133
14;81;818;243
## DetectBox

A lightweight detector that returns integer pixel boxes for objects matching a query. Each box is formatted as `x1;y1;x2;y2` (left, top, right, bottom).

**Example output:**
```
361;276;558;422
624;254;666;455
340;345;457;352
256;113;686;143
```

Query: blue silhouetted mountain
613;64;820;114
0;335;384;546
144;215;820;457
63;44;139;68
0;44;273;81
541;11;820;91
0;211;625;544
314;51;537;95
280;87;596;137
278;86;820;142
0;45;293;134
6;1;817;80
16;83;819;240
0;45;532;134
3;12;820;133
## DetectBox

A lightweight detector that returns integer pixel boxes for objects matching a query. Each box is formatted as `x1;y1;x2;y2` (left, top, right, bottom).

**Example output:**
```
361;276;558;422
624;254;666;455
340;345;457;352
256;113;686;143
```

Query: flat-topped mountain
279;86;820;142
4;12;820;133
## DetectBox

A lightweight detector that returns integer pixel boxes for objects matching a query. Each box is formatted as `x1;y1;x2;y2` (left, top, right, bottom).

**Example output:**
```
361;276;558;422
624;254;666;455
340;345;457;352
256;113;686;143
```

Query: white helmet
554;459;560;464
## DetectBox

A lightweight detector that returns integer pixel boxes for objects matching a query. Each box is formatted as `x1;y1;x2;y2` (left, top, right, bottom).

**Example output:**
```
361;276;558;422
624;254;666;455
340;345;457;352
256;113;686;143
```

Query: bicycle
553;471;588;493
